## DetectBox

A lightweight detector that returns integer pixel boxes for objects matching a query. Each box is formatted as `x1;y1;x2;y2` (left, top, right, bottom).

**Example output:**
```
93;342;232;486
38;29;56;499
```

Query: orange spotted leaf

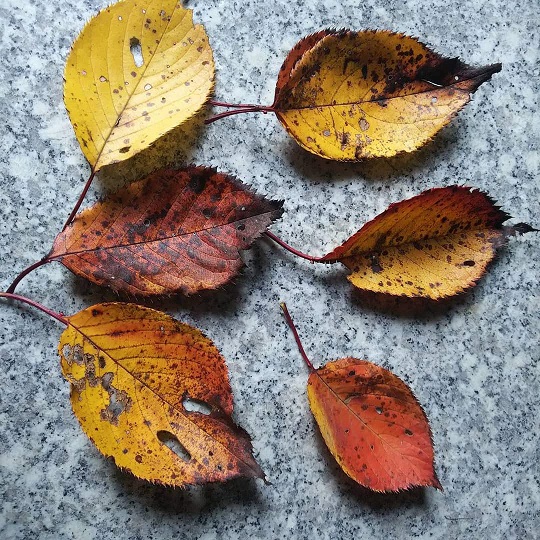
50;166;283;295
322;186;533;299
308;359;441;492
273;30;501;160
58;302;265;486
280;303;440;492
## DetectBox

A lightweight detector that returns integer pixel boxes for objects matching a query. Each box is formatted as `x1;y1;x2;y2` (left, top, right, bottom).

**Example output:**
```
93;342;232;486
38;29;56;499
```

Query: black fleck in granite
0;0;539;538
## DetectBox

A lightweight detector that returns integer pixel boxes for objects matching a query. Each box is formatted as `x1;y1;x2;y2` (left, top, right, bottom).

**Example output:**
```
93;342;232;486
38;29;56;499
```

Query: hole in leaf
157;431;191;461
182;396;212;415
107;392;125;418
375;406;383;414
62;344;71;359
463;260;476;266
119;146;131;154
129;37;144;68
101;372;114;389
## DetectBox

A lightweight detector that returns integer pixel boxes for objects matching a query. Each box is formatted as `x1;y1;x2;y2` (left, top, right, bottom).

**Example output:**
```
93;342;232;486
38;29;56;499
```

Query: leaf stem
62;169;96;231
205;103;275;125
0;292;68;326
280;302;315;372
6;256;55;294
209;100;270;109
264;231;324;263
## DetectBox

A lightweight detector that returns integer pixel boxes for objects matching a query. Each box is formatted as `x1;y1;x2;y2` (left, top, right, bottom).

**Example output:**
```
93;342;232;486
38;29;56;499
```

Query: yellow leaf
273;30;501;160
64;0;214;171
58;303;264;486
322;186;532;298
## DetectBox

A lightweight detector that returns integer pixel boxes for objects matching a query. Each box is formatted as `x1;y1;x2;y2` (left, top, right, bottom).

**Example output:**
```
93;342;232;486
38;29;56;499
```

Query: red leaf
50;166;283;295
308;357;442;492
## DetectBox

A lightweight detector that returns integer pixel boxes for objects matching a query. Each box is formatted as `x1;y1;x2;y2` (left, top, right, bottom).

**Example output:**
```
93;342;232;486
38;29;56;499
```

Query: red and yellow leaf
273;30;501;160
308;357;441;492
322;186;532;298
50;166;283;295
58;302;265;486
280;303;440;492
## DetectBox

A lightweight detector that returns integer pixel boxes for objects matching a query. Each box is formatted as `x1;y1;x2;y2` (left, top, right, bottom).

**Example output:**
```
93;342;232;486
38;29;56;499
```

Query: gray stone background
0;0;538;538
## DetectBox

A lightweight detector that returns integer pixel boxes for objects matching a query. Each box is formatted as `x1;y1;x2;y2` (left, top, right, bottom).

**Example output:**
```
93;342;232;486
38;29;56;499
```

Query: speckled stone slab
0;0;538;538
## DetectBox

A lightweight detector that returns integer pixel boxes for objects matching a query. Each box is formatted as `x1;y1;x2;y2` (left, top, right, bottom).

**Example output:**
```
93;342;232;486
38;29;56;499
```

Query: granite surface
0;0;539;538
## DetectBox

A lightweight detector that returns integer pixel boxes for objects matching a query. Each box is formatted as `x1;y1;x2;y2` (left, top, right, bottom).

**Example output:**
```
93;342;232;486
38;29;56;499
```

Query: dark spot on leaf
370;254;383;273
188;171;207;193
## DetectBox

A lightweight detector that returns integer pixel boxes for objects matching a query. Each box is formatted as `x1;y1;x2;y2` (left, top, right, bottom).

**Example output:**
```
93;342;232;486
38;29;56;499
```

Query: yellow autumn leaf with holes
273;30;501;160
58;302;265;486
322;187;533;299
64;0;214;171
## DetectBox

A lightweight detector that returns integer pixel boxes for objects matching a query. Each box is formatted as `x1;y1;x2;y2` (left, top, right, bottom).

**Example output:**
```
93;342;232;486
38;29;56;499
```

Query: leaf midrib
53;210;277;258
276;73;485;112
91;0;184;170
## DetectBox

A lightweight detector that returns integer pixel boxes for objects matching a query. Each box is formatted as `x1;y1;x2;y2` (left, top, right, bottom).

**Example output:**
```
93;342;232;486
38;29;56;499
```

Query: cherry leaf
51;166;283;295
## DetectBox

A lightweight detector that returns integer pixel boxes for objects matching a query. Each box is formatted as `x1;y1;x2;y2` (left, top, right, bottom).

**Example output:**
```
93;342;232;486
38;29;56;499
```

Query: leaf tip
506;222;538;236
432;474;444;492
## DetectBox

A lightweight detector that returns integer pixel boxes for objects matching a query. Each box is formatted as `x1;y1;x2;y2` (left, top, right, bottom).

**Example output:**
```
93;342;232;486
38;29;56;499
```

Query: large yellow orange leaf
273;30;501;160
322;186;533;298
50;166;283;296
64;0;214;171
58;302;265;486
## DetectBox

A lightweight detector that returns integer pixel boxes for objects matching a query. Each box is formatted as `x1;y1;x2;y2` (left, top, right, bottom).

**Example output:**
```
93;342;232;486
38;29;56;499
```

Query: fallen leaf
50;166;283;295
309;358;441;492
64;0;214;171
280;303;440;492
273;30;501;160
322;186;533;299
58;302;265;486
